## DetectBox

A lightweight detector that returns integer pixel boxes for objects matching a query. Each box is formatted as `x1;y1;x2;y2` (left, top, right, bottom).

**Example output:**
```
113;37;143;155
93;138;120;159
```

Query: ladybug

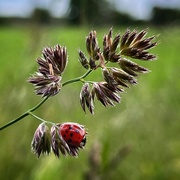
59;122;87;148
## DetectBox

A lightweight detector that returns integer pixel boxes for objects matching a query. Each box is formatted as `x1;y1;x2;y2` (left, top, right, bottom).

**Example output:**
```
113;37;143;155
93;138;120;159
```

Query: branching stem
0;69;92;132
28;112;55;126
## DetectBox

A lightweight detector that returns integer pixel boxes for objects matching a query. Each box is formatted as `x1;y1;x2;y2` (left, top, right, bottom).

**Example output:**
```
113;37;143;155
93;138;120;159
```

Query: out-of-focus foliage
0;1;180;27
0;25;180;180
151;7;180;25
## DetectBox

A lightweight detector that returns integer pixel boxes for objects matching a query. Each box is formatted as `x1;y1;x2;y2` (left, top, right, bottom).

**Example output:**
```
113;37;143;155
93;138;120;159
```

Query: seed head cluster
79;28;158;114
31;123;86;158
28;45;68;97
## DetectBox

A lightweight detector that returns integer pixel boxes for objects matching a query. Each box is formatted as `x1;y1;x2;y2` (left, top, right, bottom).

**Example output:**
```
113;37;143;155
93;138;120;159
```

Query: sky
112;0;180;20
0;0;180;20
0;0;70;18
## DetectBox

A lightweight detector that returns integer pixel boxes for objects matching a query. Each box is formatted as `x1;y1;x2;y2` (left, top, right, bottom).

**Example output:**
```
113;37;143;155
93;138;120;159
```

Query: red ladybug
59;122;87;148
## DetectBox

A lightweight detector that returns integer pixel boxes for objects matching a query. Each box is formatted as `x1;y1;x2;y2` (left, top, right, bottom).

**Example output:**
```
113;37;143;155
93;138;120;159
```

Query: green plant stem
29;112;55;126
62;69;92;87
0;69;92;132
0;96;49;131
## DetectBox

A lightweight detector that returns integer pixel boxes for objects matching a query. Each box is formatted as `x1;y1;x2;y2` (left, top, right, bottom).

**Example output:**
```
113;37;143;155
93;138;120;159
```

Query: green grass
0;25;180;180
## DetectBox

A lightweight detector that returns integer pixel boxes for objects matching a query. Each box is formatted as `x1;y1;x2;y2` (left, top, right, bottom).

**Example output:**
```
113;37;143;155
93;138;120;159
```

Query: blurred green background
0;0;180;180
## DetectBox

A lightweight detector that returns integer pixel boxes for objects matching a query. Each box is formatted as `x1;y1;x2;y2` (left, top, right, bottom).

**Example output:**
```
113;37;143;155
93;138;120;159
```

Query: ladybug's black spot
66;130;68;133
63;135;66;138
76;130;79;133
68;139;72;143
69;126;72;130
70;133;73;137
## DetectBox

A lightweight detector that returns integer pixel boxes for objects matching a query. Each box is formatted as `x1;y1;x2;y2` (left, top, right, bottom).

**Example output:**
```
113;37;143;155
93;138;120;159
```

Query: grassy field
0;25;180;180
